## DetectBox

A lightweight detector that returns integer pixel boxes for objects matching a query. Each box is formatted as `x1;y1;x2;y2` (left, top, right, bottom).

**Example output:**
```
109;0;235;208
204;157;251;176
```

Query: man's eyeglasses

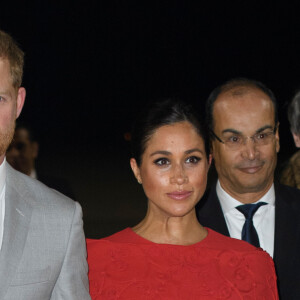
210;126;277;150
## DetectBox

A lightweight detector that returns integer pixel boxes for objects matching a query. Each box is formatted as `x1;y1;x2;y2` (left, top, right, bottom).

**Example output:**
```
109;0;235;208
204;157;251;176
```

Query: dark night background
1;1;299;237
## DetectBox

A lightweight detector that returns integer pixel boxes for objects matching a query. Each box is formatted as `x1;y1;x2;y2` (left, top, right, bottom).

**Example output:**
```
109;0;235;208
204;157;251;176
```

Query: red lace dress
87;228;278;300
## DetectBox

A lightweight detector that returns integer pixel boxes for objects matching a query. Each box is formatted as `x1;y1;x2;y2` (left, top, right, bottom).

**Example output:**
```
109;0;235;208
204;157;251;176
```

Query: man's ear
210;140;216;159
16;87;26;118
130;158;142;184
275;122;280;153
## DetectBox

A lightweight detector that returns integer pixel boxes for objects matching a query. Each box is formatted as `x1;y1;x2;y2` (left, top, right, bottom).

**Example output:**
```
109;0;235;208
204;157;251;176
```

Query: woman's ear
208;154;213;168
130;158;142;184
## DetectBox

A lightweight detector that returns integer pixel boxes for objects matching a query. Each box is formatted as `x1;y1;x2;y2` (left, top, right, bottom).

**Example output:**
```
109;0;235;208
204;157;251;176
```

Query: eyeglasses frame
210;126;278;146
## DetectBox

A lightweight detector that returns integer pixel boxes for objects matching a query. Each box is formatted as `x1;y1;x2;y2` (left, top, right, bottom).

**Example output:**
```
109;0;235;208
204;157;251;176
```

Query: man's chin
235;180;270;194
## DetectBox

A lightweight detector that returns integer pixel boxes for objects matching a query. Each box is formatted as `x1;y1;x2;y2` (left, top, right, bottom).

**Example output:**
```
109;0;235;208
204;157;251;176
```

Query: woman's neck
132;210;207;245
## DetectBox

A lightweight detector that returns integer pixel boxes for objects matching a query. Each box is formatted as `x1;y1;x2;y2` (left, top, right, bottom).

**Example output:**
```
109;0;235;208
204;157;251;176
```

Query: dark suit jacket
196;182;300;300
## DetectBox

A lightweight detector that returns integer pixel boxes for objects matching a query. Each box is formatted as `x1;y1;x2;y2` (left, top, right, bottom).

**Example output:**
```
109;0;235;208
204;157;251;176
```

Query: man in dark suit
6;123;75;198
197;78;300;300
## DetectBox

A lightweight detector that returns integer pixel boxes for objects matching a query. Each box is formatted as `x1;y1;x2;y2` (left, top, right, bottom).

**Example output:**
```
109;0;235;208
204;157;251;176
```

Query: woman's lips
167;191;192;200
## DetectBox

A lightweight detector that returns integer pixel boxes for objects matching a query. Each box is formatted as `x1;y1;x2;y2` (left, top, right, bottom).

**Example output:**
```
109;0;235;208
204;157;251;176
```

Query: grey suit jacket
0;163;91;300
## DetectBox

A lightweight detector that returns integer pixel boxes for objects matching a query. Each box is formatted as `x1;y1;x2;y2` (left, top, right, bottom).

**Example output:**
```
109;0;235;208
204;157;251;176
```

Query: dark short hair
131;99;209;166
288;91;300;135
206;78;278;134
15;122;36;142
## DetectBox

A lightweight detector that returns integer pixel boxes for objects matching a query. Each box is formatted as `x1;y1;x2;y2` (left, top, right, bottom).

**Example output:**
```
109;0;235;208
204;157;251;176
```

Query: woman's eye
186;156;200;164
154;158;170;166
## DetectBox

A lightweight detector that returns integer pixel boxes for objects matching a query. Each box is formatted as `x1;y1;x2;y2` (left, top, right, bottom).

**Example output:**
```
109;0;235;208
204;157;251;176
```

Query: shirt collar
0;159;6;194
30;169;37;179
216;179;275;214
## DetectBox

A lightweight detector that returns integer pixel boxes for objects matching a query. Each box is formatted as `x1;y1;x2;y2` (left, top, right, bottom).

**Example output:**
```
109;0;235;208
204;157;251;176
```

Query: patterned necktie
236;202;267;247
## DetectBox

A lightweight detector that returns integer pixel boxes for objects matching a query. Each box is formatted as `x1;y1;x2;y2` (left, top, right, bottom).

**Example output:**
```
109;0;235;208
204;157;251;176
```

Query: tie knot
236;202;267;220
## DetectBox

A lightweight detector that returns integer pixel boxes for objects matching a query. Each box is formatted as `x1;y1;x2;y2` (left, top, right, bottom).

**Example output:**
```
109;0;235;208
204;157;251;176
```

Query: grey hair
288;91;300;135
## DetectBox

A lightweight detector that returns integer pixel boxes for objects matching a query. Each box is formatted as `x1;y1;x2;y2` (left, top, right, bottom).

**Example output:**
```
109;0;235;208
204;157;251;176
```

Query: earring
137;179;142;184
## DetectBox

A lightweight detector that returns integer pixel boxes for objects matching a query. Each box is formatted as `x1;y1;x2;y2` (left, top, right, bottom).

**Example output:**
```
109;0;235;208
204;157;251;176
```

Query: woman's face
130;121;211;219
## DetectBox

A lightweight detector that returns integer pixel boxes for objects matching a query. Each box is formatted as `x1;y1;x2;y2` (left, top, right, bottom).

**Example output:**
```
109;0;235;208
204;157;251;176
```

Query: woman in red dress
87;99;278;299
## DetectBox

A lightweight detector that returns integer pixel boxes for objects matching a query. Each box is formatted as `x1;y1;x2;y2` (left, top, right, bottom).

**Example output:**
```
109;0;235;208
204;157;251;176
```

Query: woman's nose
170;164;188;185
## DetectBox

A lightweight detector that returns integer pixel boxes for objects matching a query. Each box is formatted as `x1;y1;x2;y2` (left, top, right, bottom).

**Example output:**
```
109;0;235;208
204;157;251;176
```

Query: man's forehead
222;85;255;97
215;87;273;110
0;57;11;72
213;88;275;130
0;57;15;91
221;85;271;99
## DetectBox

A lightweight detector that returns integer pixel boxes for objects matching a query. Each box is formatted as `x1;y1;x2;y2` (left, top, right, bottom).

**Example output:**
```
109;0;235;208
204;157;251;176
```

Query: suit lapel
197;184;230;236
273;184;300;279
0;165;32;299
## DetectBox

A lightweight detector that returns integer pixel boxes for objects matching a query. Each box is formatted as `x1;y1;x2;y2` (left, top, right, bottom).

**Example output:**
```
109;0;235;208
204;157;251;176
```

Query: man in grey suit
0;30;90;299
197;78;300;299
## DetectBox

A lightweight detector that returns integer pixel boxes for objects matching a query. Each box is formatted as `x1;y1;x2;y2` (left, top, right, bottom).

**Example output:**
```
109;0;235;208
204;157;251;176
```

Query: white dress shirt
29;168;37;179
0;159;6;250
216;180;275;257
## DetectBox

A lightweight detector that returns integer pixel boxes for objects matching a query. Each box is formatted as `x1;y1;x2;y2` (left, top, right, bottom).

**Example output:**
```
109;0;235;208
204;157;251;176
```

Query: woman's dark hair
131;99;209;166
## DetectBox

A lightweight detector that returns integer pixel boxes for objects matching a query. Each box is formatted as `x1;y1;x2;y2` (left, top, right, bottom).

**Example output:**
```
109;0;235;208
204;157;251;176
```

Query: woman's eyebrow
185;148;203;155
150;149;204;157
150;150;171;157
